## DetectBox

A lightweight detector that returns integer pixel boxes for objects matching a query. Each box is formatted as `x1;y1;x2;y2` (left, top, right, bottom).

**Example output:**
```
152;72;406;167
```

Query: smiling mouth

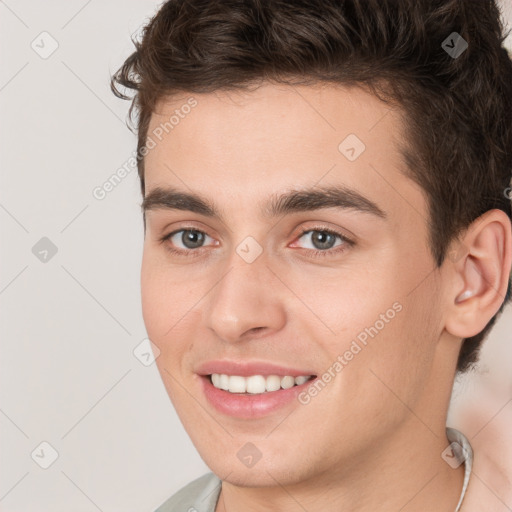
208;373;316;394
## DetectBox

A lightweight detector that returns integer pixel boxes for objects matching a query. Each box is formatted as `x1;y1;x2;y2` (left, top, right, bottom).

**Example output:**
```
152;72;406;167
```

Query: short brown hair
111;0;512;373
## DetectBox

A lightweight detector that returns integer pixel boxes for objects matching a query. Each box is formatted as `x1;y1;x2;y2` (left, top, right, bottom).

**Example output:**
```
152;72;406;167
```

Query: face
141;82;452;487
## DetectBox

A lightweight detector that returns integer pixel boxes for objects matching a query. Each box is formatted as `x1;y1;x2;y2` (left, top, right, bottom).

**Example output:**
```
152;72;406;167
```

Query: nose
205;251;287;344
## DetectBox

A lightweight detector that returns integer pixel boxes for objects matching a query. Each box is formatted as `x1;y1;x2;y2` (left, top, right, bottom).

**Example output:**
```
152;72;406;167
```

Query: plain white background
0;1;511;511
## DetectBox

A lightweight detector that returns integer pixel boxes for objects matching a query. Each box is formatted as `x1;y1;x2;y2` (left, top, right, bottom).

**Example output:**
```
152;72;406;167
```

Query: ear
444;209;512;339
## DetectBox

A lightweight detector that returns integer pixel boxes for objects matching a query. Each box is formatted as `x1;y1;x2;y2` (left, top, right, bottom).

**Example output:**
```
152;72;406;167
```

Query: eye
291;227;354;257
159;227;216;256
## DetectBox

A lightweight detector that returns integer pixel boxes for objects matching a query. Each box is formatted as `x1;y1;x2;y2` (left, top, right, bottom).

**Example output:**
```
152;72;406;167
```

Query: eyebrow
141;184;387;221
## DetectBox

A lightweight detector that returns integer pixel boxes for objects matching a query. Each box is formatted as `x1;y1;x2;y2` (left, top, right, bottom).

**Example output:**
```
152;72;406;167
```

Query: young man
111;1;512;510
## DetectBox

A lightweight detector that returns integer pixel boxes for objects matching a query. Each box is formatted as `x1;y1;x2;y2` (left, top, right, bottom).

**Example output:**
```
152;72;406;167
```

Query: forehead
143;82;427;227
147;82;399;157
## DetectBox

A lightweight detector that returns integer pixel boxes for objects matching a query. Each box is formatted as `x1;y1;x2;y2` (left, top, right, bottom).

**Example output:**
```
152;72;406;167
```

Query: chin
204;452;318;488
215;465;297;488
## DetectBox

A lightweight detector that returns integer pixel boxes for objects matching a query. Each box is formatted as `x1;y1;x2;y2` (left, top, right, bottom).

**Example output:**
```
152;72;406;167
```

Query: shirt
154;427;473;512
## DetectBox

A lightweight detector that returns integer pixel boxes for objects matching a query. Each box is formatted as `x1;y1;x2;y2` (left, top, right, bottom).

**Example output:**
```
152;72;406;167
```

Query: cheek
140;251;164;336
140;248;204;368
304;261;438;395
140;249;182;353
291;267;398;342
348;287;442;411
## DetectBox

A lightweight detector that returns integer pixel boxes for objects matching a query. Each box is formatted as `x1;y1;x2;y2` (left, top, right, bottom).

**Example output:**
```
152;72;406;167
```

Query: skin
140;82;511;512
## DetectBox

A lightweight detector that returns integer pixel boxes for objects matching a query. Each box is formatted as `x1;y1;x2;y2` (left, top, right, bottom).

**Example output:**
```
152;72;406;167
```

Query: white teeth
280;376;295;389
210;373;314;394
266;375;282;392
219;374;230;391
228;375;246;393
246;375;266;394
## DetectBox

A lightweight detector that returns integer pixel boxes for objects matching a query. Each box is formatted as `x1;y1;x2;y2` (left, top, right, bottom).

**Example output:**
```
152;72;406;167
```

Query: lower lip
200;375;317;419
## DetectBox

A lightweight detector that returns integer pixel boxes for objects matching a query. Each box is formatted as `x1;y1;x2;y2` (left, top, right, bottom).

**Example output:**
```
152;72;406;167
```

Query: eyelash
158;225;355;259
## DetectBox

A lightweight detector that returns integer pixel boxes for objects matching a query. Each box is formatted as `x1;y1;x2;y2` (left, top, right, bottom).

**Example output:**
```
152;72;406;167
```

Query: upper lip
195;360;317;377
